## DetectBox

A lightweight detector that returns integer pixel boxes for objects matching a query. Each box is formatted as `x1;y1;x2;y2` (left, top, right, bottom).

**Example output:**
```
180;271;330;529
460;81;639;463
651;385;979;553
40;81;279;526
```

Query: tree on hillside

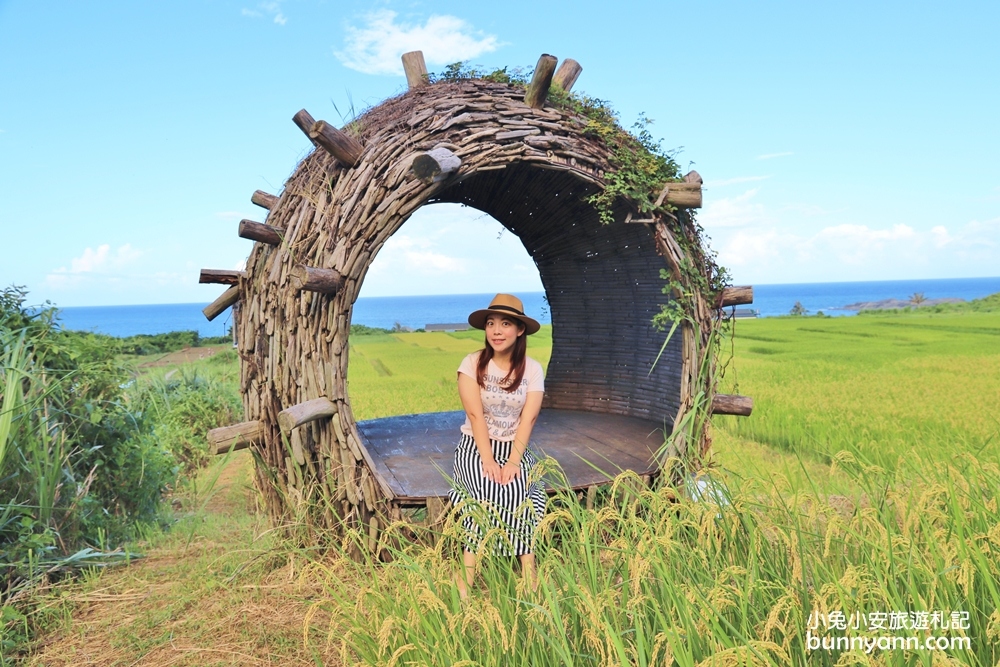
789;301;809;316
910;292;927;306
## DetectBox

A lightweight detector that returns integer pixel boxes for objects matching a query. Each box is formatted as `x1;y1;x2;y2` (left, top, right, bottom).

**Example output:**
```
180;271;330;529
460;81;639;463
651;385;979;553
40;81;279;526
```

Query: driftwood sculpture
202;51;753;550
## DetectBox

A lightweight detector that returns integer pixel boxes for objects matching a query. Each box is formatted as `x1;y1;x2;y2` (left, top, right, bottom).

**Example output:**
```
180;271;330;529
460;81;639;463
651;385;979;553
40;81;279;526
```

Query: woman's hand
481;457;503;484
499;461;522;485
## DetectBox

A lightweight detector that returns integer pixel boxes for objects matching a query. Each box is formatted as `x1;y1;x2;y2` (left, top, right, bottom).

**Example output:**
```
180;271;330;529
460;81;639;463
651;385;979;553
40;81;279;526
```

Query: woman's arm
499;390;543;484
458;372;502;484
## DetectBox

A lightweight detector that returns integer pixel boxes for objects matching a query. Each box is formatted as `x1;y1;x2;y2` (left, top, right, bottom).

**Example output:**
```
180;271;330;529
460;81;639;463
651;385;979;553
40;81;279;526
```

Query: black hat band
488;304;525;316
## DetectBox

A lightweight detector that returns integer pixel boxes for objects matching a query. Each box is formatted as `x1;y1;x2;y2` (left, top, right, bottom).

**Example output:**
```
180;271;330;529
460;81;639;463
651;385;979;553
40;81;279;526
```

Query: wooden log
199;269;244;285
684;170;703;184
251;190;278;210
624;212;656;224
203;286;239;321
410;147;461;183
277;397;337;432
401;51;429;89
717;286;754;308
209;420;263;455
711;394;754;417
238;219;284;245
309;120;364;167
290;429;306;466
553;58;582;92
658;182;702;209
293;109;319;146
290;265;344;294
426;496;446;527
524;54;558;109
340;446;358;506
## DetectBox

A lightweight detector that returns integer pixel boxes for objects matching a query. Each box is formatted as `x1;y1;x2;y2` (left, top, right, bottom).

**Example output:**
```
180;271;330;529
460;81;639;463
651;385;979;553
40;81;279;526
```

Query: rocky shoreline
841;297;965;311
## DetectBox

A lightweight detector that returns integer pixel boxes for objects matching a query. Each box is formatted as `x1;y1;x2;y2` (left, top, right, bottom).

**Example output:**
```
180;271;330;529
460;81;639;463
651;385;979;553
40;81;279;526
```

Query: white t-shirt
458;351;545;441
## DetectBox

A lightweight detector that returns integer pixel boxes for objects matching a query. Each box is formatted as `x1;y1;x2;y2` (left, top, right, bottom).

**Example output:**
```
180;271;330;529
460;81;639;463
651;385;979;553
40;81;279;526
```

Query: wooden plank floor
356;409;669;503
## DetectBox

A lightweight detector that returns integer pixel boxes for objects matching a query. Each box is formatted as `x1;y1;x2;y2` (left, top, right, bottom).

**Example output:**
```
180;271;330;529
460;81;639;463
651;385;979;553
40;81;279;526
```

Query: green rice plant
715;311;1000;477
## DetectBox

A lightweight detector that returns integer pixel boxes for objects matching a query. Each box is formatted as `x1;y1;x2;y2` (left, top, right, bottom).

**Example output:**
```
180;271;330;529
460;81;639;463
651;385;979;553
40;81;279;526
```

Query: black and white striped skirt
449;433;546;556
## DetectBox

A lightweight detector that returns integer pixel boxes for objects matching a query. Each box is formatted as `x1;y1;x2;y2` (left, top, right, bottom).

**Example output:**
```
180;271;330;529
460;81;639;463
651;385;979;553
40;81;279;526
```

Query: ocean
54;277;1000;338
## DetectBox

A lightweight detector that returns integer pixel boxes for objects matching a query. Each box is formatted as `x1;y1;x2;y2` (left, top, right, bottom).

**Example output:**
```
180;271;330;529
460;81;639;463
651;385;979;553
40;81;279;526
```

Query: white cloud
242;1;286;25
714;217;1000;282
813;223;917;265
359;203;543;296
756;151;793;160
717;228;786;268
335;10;501;76
374;235;467;274
215;211;243;220
700;188;766;229
44;244;143;289
930;225;951;248
59;244;142;274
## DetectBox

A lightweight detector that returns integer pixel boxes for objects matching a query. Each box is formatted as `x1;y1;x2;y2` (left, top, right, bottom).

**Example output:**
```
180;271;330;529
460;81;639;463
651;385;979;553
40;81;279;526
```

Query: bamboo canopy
209;51;750;551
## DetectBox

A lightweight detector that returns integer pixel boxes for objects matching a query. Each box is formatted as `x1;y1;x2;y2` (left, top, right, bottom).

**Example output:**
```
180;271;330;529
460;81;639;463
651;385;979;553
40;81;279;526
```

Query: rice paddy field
346;326;552;420
713;311;1000;493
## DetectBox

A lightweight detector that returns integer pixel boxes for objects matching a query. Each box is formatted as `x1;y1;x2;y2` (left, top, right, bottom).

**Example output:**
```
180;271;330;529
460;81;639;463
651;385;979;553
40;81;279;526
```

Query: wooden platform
356;409;668;504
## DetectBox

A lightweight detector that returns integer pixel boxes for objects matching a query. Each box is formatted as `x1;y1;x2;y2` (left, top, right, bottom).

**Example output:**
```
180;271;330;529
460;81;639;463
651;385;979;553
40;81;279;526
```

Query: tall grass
0;330;28;477
2;291;178;599
310;451;998;666
128;360;243;473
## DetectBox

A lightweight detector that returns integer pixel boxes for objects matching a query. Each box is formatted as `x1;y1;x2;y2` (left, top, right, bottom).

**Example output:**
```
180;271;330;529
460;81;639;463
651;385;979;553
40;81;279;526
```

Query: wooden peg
401;51;429;89
553;58;582;92
251;190;278;210
203;286;239;321
209;420;264;454
524;54;558;109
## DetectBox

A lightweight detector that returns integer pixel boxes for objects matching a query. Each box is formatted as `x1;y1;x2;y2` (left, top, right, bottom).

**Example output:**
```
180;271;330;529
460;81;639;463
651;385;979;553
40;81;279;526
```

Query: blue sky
1;0;997;306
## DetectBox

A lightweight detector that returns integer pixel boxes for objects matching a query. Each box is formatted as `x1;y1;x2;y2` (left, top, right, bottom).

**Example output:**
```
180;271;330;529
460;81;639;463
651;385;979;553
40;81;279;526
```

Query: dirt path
136;346;229;369
26;454;337;666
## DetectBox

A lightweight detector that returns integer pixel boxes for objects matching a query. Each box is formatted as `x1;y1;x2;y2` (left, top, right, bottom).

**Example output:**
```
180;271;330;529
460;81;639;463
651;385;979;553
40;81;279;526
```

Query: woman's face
485;315;524;355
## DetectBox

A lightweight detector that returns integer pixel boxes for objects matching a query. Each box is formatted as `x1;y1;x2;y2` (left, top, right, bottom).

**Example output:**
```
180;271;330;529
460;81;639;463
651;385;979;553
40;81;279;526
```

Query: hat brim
468;308;541;335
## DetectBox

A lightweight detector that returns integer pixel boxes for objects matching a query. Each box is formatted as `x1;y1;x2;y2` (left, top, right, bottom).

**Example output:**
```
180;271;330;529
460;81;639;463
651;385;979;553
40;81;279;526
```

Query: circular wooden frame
206;69;744;542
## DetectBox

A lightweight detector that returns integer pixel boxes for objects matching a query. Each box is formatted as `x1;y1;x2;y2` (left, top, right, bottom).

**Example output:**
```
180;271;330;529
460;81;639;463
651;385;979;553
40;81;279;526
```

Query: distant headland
841;297;965;311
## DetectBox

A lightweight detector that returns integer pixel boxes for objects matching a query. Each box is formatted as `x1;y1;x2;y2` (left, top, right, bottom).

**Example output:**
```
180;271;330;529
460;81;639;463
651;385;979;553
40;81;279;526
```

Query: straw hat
468;294;541;335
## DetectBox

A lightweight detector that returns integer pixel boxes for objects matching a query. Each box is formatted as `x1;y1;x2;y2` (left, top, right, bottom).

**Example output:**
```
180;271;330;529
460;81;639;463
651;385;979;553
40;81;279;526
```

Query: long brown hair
476;318;527;392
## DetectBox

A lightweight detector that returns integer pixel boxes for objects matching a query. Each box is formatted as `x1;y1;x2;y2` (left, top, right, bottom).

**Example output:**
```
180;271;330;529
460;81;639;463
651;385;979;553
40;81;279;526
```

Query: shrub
1;287;177;596
131;370;242;473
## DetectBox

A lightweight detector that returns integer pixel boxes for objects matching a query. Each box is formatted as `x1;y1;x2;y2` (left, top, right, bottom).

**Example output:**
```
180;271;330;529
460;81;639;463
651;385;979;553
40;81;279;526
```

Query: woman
450;293;545;596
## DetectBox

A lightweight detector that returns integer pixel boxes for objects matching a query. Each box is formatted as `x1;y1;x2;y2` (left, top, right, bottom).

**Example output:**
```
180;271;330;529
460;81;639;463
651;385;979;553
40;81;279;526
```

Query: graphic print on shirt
458;353;545;442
